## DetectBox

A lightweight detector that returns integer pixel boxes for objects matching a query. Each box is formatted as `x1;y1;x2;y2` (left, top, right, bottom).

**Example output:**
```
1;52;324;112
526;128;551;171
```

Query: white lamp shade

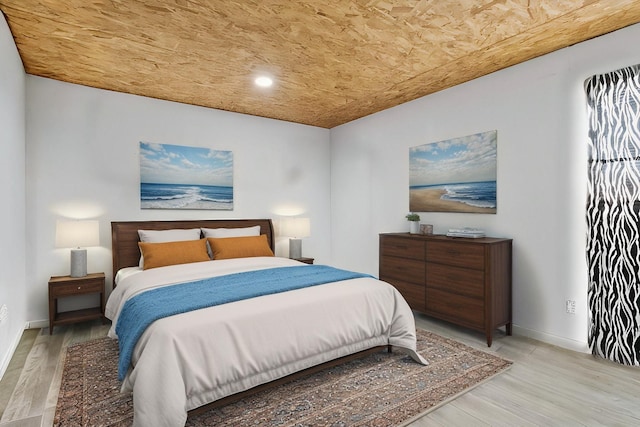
279;217;311;238
55;220;100;248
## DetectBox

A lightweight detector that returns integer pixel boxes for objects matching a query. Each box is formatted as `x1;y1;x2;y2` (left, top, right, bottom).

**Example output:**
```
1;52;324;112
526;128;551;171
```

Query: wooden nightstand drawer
51;280;103;296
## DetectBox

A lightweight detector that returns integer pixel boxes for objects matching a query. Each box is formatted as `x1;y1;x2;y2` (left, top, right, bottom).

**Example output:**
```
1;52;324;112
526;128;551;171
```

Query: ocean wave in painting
140;183;233;210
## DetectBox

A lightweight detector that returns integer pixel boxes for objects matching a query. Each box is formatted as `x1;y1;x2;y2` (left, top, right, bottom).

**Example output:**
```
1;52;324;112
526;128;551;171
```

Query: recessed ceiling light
255;76;273;88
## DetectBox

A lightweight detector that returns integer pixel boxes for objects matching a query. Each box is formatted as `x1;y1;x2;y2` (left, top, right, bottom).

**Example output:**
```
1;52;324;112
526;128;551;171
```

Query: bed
106;218;426;427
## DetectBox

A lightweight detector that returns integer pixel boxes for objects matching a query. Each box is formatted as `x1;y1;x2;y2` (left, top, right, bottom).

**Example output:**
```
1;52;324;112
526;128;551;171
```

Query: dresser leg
506;322;513;336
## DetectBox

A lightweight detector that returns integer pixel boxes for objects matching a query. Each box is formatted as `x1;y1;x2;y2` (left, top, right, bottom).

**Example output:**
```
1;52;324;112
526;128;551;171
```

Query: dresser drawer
51;279;103;296
380;255;425;284
426;288;484;327
426;262;484;298
380;236;425;261
385;278;426;311
426;241;485;270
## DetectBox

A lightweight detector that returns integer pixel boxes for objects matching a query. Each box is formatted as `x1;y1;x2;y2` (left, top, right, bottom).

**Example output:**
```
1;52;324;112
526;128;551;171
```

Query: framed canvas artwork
140;142;233;210
409;130;497;214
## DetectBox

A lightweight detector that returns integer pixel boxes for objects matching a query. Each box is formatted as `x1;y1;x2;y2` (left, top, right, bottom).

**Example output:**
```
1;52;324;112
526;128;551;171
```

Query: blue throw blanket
115;265;372;380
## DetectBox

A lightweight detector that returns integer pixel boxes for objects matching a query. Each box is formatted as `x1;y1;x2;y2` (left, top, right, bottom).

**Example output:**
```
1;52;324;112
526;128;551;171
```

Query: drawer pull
78;286;81;290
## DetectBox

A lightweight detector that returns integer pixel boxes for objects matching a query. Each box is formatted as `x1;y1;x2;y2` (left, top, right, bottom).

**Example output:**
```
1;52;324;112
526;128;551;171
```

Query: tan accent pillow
137;228;202;267
207;235;274;260
138;238;210;270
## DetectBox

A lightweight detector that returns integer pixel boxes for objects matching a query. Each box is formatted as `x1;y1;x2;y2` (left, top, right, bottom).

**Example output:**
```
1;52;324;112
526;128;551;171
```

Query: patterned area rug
54;329;511;426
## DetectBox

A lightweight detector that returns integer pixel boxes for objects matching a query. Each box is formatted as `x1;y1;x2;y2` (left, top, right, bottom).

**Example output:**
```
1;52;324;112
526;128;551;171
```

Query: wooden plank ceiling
1;1;640;128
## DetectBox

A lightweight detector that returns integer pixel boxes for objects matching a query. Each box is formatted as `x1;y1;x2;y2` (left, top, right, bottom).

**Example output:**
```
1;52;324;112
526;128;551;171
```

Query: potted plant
406;213;420;234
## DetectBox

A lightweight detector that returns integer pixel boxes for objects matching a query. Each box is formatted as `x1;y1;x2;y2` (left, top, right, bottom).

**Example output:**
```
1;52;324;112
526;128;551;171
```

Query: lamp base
70;248;87;277
289;238;302;259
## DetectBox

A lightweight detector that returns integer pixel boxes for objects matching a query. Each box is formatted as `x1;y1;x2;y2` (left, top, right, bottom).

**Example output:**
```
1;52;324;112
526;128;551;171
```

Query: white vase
409;221;420;234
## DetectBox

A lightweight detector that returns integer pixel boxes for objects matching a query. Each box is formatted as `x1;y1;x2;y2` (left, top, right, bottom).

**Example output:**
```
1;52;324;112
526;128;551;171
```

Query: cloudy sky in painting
409;130;497;187
140;142;233;186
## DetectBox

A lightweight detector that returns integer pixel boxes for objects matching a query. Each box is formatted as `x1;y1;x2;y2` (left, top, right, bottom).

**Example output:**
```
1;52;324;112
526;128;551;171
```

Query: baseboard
513;324;590;353
26;319;48;329
0;323;27;381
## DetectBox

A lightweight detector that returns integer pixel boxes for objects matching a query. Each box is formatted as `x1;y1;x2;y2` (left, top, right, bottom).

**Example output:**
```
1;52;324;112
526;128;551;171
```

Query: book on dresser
446;227;486;238
379;232;512;347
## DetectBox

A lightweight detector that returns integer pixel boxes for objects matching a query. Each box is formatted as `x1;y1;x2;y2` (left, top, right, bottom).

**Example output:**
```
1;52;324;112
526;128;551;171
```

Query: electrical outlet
0;304;7;322
565;300;576;314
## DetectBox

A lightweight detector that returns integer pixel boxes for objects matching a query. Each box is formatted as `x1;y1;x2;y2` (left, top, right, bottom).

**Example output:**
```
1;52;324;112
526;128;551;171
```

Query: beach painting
410;130;497;214
140;142;233;210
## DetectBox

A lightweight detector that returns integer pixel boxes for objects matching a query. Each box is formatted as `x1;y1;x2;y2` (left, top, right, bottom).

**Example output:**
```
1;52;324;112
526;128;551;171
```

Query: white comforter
106;257;426;427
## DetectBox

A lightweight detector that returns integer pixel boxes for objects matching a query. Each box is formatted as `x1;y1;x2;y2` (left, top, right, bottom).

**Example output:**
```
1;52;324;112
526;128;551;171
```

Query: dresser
379;233;512;346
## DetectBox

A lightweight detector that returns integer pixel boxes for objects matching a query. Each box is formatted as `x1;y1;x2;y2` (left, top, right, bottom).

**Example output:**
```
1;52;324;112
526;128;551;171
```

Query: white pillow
138;228;202;242
137;228;202;267
201;226;260;238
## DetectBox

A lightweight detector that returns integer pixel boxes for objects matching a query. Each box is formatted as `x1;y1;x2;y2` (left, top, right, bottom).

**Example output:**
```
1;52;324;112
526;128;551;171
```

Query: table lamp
55;220;100;277
280;217;310;259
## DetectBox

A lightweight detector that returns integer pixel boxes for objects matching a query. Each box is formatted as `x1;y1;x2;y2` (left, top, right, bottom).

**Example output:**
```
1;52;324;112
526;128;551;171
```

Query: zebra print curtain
585;64;640;365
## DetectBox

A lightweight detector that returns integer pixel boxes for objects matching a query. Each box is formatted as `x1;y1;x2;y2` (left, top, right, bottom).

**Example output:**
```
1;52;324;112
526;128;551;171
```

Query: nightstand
294;257;314;265
48;272;105;335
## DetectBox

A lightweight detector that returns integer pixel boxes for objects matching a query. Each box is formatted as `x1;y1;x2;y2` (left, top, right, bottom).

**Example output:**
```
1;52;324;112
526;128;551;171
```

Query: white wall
25;78;331;325
0;13;27;377
330;23;640;352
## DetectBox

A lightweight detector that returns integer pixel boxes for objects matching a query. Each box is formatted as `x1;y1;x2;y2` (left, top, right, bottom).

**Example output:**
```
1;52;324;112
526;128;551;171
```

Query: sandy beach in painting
410;188;496;213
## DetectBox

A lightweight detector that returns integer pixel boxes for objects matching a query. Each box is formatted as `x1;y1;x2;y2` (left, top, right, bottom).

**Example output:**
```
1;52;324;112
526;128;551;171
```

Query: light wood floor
1;314;639;426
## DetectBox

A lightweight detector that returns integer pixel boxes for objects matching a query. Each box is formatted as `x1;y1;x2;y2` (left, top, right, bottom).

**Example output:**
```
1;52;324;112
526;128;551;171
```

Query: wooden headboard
111;219;275;284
